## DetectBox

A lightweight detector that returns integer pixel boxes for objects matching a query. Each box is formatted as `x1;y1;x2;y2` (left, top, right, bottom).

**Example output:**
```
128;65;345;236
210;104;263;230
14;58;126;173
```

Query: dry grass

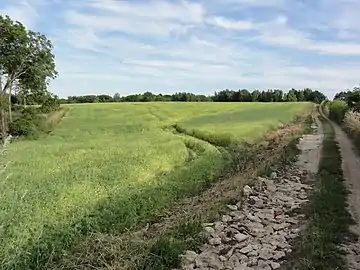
343;111;360;152
41;107;69;133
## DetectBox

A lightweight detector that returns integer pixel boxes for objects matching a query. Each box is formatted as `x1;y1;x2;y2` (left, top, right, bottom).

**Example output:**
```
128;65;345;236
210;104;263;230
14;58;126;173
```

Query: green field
0;102;311;269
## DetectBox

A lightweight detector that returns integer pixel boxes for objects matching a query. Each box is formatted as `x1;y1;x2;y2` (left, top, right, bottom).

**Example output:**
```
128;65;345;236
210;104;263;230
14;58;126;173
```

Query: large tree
0;15;57;138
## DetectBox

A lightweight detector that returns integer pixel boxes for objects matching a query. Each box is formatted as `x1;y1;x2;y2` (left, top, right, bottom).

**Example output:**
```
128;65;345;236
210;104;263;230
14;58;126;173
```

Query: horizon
1;0;360;99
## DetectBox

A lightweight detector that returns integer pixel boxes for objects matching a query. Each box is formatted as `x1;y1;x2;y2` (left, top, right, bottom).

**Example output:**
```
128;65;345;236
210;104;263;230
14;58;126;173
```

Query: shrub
9;118;38;137
8;107;41;138
328;100;348;124
40;97;60;113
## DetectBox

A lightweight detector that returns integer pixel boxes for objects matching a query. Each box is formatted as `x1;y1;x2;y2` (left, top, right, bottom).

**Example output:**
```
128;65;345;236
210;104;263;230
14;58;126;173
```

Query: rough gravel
179;115;323;270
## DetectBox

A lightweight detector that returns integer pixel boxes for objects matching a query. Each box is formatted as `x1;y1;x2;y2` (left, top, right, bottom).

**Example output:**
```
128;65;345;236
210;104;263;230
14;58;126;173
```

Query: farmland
1;102;311;269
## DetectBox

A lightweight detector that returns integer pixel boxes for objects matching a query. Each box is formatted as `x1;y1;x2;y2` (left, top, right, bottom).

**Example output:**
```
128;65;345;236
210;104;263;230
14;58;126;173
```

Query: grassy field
0;102;311;269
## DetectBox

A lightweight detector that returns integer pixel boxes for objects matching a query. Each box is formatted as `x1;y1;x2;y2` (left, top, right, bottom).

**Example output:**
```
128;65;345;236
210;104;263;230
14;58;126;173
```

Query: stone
247;257;258;267
243;185;252;196
272;223;290;231
270;172;277;179
273;251;286;260
182;250;198;264
247;250;258;257
222;215;233;223
209;237;222;246
247;214;262;223
270;262;281;269
183;263;195;270
204;226;215;234
256;260;272;270
227;204;238;211
215;221;226;232
239;245;253;254
234;233;250;243
259;247;274;260
234;264;251;270
230;211;244;218
208;256;224;269
238;254;250;263
219;255;227;262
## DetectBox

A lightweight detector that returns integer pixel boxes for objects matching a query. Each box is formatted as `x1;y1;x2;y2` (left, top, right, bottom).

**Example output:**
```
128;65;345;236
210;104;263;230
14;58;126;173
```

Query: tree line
60;88;326;104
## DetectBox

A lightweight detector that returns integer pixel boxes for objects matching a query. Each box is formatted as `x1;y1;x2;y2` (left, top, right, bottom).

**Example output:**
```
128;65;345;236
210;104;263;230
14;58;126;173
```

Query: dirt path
319;105;360;269
331;122;360;269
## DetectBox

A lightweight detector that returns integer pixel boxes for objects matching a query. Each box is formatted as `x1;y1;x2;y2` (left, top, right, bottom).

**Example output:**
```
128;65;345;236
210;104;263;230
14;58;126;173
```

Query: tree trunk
0;70;5;142
1;109;6;142
8;83;12;123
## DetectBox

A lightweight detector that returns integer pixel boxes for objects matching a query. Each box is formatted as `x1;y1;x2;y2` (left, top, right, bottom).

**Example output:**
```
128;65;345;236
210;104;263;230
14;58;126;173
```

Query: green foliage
284;89;297;102
61;88;326;104
0;15;57;94
334;87;360;112
8;107;40;138
328;100;348;124
1;102;311;269
39;95;60;113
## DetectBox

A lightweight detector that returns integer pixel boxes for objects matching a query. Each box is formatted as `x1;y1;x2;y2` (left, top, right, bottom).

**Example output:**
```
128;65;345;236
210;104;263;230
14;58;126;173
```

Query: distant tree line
58;88;326;104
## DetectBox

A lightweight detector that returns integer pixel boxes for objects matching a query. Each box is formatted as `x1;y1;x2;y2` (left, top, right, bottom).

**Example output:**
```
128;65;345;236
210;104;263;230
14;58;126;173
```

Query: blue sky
1;0;360;98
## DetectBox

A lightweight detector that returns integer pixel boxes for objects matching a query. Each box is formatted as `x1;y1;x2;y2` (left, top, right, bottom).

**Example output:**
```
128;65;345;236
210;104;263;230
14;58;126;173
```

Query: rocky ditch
180;167;312;270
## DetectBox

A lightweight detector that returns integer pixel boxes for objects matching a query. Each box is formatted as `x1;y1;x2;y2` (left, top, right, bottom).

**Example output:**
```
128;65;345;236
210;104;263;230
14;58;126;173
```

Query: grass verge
296;114;352;270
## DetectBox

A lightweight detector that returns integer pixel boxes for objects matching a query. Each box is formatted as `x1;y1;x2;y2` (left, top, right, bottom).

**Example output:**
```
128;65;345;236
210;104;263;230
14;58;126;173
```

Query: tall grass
1;102;312;269
343;111;360;152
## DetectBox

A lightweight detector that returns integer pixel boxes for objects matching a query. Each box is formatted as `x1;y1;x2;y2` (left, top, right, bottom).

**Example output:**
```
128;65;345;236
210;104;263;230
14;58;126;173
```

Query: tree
273;89;284;102
285;89;297;102
113;93;121;102
251;90;261;102
346;88;360;112
0;15;57;139
238;89;252;102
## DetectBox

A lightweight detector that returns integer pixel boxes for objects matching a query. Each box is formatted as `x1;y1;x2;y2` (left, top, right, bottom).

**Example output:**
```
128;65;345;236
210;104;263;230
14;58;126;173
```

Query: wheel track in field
320;104;360;270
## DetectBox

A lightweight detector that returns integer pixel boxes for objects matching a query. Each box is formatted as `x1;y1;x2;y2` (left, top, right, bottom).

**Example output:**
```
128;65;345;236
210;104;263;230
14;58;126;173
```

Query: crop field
1;102;311;269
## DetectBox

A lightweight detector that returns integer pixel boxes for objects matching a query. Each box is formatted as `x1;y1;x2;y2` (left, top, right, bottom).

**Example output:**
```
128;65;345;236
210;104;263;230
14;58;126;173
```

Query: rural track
320;104;360;269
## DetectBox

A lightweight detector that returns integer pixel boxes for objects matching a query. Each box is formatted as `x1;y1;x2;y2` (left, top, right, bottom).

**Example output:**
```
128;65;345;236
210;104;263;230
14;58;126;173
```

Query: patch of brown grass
41;107;69;133
343;111;360;152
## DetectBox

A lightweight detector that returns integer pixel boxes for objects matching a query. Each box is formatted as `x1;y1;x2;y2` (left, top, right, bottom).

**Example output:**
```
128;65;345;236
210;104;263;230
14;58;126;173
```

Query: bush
328;100;348;124
9;118;38;137
8;107;40;138
40;97;60;113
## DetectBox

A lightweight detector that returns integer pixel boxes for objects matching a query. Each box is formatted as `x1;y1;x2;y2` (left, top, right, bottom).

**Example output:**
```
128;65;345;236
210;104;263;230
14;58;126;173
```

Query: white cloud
209;17;253;30
4;0;360;97
88;0;205;24
0;0;38;28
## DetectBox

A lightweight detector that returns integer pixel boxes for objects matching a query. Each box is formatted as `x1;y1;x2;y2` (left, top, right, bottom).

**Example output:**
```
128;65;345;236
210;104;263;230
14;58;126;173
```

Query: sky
1;0;360;98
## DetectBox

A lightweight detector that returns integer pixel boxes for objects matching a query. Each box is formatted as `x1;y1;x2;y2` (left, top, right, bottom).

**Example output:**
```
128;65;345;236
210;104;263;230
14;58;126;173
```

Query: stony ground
179;117;323;270
180;167;311;270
